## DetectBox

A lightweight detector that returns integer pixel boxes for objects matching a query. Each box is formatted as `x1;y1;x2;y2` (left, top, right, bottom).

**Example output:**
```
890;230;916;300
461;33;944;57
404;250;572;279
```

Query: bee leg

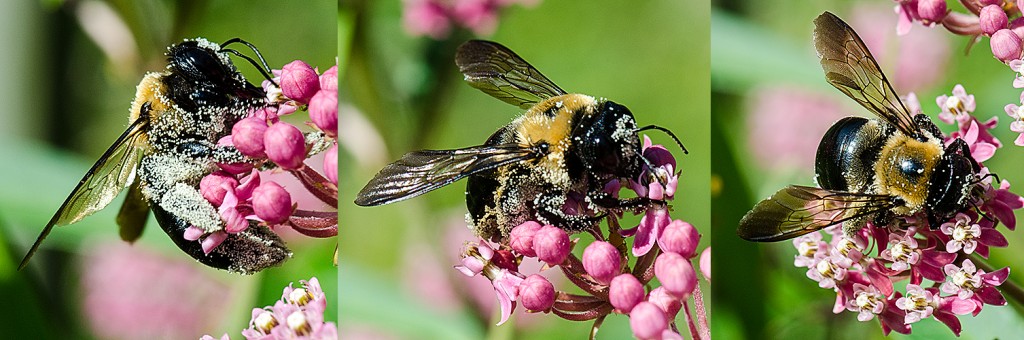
588;191;664;213
532;191;602;234
211;144;254;166
946;138;981;172
913;114;944;140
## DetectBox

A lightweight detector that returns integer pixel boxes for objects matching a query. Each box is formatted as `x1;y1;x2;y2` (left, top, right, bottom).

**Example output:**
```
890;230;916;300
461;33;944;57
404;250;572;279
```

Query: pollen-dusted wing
354;143;543;206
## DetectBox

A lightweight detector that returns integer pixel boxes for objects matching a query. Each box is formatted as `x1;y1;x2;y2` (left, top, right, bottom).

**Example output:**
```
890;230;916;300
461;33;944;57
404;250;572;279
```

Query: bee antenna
220;38;278;86
635;125;688;154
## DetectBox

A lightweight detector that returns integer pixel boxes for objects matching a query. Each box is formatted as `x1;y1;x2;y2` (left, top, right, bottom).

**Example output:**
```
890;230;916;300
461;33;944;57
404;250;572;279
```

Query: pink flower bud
659;220;700;257
916;0;947;24
509;221;543;257
519;274;555;312
582;241;621;284
1012;17;1024;40
320;65;337;92
655;252;697;299
647;287;682;318
264;122;307;169
309;90;338;137
629;302;668;339
280;60;320;103
533;225;570;266
980;5;1008;36
491;249;519;272
700;247;711;281
232;116;269;158
324;143;337;184
991;29;1023;62
252;181;293;225
199;171;239;206
609;274;645;313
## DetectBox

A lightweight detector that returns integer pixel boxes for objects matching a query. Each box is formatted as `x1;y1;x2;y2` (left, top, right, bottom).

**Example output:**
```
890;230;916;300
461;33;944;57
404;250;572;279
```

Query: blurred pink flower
745;86;847;172
81;242;234;340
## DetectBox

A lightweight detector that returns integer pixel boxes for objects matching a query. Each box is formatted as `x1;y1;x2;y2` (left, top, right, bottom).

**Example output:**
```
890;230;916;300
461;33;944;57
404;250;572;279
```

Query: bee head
576;100;642;179
167;39;235;86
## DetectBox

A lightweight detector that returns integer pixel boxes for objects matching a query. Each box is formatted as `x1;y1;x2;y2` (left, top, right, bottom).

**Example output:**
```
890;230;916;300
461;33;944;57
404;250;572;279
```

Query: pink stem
289;166;338;206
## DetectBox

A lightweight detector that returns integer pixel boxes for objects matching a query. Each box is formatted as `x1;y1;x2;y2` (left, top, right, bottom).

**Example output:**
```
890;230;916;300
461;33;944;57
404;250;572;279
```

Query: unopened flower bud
659;220;700;257
582;241;621;284
655;252;697;299
280;60;320;103
533;225;570;266
609;273;645;313
309;90;338;137
991;29;1023;62
320;65;338;92
509;221;543;257
980;5;1008;36
199;171;239;206
324;143;337;184
700;247;711;281
647;286;682;318
253;181;292;225
630;302;668;339
264;122;307;169
917;0;947;24
519;274;555;311
232;116;269;158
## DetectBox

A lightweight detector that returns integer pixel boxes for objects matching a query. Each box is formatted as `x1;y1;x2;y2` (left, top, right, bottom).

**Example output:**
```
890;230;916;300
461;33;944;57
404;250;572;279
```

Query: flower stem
683;297;700;340
693;282;711;340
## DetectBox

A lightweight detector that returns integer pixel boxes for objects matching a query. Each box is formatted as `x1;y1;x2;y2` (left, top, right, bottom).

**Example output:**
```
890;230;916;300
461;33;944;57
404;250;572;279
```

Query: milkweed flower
203;277;337;340
189;59;338;256
451;137;709;338
786;86;1021;336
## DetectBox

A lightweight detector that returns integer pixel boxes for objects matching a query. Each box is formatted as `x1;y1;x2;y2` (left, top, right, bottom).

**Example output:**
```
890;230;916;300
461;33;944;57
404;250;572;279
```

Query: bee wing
813;11;921;138
19;117;148;269
456;40;567;109
116;178;151;243
355;143;542;206
737;185;893;242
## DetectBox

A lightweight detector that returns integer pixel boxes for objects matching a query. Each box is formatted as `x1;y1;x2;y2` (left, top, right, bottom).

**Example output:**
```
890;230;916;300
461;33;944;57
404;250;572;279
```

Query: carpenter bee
737;12;982;242
20;38;290;274
355;40;684;241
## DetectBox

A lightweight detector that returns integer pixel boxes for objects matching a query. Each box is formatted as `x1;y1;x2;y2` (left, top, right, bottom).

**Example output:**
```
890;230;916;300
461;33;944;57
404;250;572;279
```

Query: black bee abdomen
815;117;885;192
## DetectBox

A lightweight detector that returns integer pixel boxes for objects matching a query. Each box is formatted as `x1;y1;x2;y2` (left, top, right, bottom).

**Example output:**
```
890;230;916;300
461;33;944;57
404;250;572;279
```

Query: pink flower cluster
402;0;539;39
454;137;710;339
202;277;337;340
791;86;1023;336
889;1;1024;143
185;61;338;254
895;0;1024;61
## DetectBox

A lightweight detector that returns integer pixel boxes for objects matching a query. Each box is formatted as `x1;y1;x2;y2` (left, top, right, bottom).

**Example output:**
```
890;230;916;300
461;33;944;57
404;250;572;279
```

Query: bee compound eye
899;158;925;177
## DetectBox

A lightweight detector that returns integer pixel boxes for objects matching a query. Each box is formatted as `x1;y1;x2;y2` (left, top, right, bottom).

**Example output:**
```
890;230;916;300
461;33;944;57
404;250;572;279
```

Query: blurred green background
339;0;709;338
0;1;337;339
712;0;1024;338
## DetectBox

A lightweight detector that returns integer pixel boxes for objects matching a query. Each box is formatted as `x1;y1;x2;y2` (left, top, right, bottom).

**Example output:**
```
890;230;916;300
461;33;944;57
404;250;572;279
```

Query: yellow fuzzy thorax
514;94;597;189
873;134;942;215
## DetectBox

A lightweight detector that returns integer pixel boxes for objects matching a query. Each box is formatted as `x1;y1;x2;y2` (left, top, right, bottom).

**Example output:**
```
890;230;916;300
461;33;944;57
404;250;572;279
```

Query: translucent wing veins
19;116;149;270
